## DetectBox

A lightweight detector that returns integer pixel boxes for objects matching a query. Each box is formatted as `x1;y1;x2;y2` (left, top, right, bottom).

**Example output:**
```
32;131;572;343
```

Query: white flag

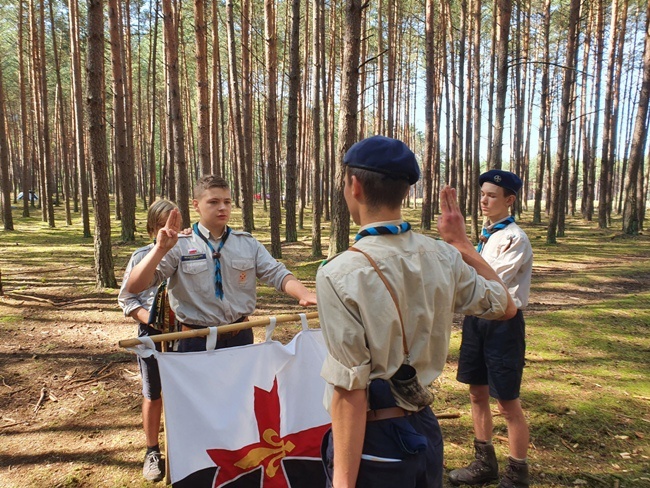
153;329;331;487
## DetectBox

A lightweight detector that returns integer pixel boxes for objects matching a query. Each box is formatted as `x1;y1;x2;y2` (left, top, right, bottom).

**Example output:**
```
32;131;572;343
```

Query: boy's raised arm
126;209;181;294
437;186;517;319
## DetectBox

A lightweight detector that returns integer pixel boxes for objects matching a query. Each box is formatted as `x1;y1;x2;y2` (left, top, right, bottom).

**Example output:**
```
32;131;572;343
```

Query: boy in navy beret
449;169;533;488
317;136;517;488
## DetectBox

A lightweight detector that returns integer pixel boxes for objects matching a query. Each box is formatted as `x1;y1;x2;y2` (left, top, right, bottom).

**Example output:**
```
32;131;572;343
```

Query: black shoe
143;450;165;482
449;439;499;486
499;457;529;488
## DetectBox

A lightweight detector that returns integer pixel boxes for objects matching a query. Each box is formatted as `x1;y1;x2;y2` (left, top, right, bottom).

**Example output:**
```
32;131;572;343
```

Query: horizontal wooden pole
118;311;319;349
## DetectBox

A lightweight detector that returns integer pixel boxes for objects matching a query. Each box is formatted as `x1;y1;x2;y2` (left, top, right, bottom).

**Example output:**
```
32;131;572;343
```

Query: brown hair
146;199;178;238
194;175;230;200
346;166;410;211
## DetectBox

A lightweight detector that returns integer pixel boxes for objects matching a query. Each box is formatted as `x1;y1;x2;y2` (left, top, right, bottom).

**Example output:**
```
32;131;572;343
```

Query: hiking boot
143;450;165;482
499;457;529;488
449;439;499;486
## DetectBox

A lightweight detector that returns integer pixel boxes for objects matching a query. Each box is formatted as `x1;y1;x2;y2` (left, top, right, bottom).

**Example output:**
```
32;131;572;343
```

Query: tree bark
329;0;362;256
194;0;210;176
264;0;282;258
489;0;512;170
87;0;117;288
109;0;136;241
622;0;650;234
547;0;580;244
284;0;300;243
0;63;13;231
311;0;323;257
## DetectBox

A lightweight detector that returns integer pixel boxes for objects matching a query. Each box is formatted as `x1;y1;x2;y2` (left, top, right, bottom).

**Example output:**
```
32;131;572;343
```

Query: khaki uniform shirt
480;218;533;309
317;220;510;411
118;244;159;318
150;223;292;327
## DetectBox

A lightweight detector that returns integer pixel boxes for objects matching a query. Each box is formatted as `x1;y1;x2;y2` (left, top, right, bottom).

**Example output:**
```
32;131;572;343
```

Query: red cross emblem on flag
207;377;330;488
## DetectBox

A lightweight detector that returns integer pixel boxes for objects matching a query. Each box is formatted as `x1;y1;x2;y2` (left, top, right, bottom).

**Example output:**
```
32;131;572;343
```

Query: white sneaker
143;450;165;482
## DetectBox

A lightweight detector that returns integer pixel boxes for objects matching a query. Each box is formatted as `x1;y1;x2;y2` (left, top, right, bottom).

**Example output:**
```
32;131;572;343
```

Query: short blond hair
194;175;229;200
147;199;178;238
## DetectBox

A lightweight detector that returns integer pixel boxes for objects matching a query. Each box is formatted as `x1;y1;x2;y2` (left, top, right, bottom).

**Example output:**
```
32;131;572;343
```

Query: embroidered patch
181;253;207;262
239;272;247;284
188;248;198;255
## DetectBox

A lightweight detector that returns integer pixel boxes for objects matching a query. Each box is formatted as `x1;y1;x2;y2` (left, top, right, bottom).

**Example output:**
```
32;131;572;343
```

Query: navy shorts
321;408;443;488
456;310;526;401
137;324;162;401
177;327;254;352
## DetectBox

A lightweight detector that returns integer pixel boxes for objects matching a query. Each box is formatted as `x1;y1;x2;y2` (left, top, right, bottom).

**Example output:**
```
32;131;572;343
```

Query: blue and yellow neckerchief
477;216;515;253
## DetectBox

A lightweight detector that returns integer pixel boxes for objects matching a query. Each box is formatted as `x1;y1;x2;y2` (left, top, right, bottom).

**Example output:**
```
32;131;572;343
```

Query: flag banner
154;328;331;487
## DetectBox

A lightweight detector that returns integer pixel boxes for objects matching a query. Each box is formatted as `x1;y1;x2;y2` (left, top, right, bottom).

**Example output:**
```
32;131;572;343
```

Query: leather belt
181;317;248;339
366;406;423;422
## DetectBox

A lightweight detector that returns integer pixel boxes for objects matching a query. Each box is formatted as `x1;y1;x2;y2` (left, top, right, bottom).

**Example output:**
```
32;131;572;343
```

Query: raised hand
437;186;472;248
156;208;181;252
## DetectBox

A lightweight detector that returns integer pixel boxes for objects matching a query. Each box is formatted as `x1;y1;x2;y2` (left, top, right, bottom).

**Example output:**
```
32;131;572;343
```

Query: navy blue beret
343;135;420;185
479;169;522;194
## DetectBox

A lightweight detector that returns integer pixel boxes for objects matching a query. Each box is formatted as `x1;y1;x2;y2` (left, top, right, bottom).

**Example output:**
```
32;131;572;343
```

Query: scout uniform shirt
118;243;159;318
479;217;533;309
316;220;510;411
150;223;292;327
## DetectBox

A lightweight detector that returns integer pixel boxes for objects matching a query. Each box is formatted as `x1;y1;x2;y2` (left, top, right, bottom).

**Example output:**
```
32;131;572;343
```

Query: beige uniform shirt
317;220;509;411
479;218;533;309
150;223;292;327
118;243;160;318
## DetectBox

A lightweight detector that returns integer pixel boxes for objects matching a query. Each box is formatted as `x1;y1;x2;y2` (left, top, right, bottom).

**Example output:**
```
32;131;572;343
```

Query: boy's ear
350;175;363;199
192;199;200;212
505;194;516;207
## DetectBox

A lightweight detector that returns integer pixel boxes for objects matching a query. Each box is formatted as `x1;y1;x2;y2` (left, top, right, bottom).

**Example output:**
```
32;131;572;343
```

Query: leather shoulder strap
348;247;409;359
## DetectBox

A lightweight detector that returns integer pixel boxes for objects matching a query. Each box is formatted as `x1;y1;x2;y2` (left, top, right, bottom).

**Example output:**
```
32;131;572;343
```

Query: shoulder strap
348;247;410;361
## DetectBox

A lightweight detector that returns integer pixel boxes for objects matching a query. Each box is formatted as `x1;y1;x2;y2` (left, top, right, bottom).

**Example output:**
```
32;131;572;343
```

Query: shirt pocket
181;258;209;275
231;259;254;288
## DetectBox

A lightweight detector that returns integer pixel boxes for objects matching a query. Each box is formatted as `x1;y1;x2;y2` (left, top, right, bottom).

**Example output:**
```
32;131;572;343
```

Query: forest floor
0;202;649;487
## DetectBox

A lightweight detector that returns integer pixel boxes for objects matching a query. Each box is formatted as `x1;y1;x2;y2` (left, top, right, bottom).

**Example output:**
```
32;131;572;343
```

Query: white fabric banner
153;329;331;488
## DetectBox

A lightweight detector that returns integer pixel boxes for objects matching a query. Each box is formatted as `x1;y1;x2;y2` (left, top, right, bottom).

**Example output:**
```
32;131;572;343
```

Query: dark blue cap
479;169;522;194
343;136;420;185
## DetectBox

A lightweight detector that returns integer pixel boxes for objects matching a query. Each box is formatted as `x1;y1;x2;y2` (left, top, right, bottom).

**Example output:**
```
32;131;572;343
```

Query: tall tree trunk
240;0;255;232
226;0;246;218
147;0;160;205
264;0;282;258
311;0;323;257
421;0;435;231
598;0;620;228
547;0;580;244
284;0;300;243
19;0;30;219
162;0;189;226
87;0;117;288
0;63;13;231
210;0;224;177
68;0;91;236
194;0;210;176
49;0;72;226
109;0;136;241
329;0;362;256
622;0;650;235
533;0;550;224
470;0;481;241
489;0;512;169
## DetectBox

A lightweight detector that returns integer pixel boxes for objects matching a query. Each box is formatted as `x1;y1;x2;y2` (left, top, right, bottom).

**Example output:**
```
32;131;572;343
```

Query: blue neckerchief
477;216;515;253
355;222;412;242
192;223;231;299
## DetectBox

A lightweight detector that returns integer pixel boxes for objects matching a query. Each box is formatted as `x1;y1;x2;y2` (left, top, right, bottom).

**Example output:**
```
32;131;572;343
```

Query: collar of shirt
486;215;514;232
196;222;226;242
357;219;405;234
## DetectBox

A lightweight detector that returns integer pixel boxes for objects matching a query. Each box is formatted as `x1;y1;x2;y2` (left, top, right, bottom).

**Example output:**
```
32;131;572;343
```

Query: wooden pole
118;311;319;348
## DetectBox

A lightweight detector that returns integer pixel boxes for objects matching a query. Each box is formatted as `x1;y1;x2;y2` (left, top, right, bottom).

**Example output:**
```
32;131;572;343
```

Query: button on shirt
150;223;292;327
316;220;510;411
118;244;160;318
479;218;533;309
